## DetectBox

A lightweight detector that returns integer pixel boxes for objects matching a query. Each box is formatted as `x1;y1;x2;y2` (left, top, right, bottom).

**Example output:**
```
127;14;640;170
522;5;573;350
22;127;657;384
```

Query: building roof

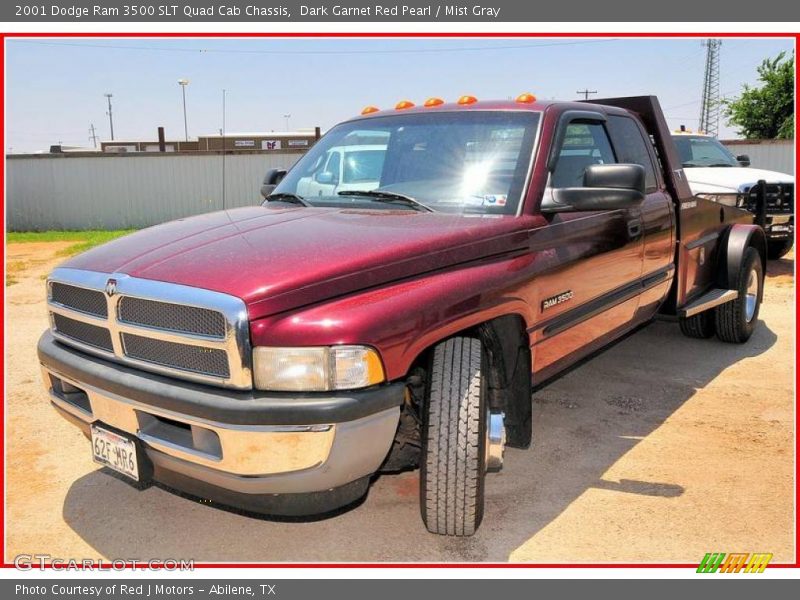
200;131;320;138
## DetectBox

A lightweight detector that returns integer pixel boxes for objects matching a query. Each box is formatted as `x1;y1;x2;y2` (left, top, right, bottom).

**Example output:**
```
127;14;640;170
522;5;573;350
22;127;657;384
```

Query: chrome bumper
39;333;401;499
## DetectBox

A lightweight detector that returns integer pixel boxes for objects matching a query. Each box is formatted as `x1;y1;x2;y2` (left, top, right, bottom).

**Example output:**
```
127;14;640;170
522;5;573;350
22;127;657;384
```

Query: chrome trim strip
47;267;253;389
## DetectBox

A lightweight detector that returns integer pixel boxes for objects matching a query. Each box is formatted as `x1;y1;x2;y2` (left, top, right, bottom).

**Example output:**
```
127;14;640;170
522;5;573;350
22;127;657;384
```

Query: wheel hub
485;409;506;472
745;267;759;323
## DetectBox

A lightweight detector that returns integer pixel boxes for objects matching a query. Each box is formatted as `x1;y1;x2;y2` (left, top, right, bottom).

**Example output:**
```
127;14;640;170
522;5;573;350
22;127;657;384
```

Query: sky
4;37;795;153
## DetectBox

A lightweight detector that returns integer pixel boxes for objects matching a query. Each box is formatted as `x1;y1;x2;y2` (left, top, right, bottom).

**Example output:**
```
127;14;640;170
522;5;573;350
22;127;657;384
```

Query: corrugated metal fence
6;151;302;231
721;139;794;175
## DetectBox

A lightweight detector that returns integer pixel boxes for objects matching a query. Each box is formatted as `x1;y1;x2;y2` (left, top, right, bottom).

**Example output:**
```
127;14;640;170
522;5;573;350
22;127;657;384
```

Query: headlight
253;346;385;392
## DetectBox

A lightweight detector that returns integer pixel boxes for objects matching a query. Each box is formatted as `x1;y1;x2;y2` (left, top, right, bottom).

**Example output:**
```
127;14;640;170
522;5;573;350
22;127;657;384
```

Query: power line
11;38;622;56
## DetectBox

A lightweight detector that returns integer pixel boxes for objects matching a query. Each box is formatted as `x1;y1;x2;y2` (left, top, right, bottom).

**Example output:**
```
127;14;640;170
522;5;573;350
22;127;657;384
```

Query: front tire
420;337;486;536
767;238;793;260
715;247;763;343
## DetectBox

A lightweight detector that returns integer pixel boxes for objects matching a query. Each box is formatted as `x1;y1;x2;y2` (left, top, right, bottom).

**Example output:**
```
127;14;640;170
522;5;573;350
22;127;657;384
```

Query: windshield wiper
337;190;434;212
265;193;312;207
682;161;734;168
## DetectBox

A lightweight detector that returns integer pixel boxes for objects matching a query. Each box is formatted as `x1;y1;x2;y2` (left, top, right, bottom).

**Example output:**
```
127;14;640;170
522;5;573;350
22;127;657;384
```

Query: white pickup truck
672;131;794;259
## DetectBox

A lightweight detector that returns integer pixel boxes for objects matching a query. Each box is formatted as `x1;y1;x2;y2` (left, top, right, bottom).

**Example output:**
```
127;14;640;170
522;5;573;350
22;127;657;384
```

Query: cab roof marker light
516;92;537;104
424;97;445;107
361;105;380;115
395;100;416;110
457;95;478;105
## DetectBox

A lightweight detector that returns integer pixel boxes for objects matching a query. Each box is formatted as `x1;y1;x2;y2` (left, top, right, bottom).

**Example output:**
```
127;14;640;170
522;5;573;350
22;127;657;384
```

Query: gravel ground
4;242;795;564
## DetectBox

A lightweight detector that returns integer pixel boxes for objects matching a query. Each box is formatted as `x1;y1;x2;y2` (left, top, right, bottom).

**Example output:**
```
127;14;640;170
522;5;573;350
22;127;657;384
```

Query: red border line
1;29;798;571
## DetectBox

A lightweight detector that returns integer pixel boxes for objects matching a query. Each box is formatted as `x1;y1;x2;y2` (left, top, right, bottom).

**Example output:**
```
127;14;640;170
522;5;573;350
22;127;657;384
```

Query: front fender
249;254;536;381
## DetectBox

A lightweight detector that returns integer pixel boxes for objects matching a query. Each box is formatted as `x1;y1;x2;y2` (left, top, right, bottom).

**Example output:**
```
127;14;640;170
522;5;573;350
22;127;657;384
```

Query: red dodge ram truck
39;95;766;536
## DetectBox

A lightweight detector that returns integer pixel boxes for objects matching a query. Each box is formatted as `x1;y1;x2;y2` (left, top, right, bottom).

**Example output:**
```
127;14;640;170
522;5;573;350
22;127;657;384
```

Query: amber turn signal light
361;105;380;115
457;95;478;105
424;97;445;107
395;100;416;110
516;92;537;104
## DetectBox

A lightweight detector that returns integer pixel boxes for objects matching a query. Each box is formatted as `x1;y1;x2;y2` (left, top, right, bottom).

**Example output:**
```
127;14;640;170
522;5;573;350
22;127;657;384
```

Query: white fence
6;151;302;231
721;139;794;175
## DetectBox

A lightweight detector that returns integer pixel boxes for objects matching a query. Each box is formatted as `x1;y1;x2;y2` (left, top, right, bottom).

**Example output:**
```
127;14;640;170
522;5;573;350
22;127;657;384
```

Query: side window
551;122;616;188
608;116;658;192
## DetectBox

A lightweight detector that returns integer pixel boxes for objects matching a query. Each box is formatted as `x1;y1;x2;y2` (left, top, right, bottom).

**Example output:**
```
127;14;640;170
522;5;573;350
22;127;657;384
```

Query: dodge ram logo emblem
105;279;117;297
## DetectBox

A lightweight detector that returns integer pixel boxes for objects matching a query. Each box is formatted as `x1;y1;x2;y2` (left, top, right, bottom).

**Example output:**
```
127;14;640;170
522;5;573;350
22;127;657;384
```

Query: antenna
699;39;722;137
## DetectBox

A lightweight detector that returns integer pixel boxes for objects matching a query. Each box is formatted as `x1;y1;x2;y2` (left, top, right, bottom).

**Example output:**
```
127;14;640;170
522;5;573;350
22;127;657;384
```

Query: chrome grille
122;333;230;378
46;269;252;389
118;296;227;338
50;282;108;317
52;313;114;352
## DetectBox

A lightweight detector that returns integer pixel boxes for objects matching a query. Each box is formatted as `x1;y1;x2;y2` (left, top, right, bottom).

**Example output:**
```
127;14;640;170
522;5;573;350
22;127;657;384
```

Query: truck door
530;115;645;380
606;114;675;320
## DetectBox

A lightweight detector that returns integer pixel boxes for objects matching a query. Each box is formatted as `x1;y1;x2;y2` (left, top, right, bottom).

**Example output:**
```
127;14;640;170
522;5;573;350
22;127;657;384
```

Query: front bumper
764;214;794;240
38;331;403;515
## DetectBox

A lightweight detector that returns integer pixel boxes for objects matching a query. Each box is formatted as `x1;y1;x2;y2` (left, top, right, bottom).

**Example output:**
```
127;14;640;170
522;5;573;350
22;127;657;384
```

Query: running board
680;289;739;318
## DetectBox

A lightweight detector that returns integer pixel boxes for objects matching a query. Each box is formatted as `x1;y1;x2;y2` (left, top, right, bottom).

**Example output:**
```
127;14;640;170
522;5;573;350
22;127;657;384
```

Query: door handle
627;218;642;238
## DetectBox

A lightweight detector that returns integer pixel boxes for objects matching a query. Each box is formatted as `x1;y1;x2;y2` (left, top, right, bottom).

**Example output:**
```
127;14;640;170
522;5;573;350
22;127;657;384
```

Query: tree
724;51;794;139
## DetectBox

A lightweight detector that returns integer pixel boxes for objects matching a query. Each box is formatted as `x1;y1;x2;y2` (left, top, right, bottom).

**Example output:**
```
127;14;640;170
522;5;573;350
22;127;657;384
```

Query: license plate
91;425;139;481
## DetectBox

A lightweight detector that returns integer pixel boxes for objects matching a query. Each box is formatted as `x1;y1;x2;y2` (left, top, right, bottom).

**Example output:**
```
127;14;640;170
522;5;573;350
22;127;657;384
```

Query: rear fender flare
717;224;767;289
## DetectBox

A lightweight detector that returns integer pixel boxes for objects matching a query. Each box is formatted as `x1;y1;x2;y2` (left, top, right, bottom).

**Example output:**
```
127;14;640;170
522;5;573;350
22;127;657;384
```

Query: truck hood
683;166;794;194
62;206;533;320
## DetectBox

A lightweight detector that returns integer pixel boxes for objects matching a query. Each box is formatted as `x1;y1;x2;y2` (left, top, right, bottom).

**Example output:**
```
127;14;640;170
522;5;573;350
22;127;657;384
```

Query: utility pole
699;39;722;137
104;93;115;140
577;89;598;101
88;123;99;148
178;78;190;141
283;113;291;131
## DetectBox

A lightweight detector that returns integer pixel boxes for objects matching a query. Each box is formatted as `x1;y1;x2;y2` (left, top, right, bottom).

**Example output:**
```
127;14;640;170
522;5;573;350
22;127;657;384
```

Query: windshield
672;135;739;167
272;111;541;214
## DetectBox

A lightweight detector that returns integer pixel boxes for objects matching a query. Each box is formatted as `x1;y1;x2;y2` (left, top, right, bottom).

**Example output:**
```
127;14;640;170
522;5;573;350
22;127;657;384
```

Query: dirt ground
4;241;795;564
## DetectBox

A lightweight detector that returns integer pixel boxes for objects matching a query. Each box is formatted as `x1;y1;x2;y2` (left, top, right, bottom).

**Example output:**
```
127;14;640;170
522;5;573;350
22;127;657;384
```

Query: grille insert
52;313;114;352
118;296;227;338
50;283;108;317
121;333;230;378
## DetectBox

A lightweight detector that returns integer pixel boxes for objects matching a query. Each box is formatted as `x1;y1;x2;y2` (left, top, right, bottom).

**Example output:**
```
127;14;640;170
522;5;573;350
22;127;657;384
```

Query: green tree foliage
724;52;794;139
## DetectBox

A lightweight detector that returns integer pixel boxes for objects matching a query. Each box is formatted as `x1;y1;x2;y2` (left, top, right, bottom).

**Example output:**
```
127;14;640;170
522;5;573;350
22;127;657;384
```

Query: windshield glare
272;111;541;214
673;135;739;167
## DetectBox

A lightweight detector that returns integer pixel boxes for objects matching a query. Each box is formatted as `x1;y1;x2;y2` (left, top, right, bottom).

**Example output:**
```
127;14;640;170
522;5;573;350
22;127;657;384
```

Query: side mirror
737;154;751;167
314;171;336;185
260;168;287;199
541;163;646;213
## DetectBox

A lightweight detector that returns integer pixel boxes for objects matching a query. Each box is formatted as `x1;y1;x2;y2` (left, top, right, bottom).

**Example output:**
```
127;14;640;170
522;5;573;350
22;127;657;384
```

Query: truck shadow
62;309;780;563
